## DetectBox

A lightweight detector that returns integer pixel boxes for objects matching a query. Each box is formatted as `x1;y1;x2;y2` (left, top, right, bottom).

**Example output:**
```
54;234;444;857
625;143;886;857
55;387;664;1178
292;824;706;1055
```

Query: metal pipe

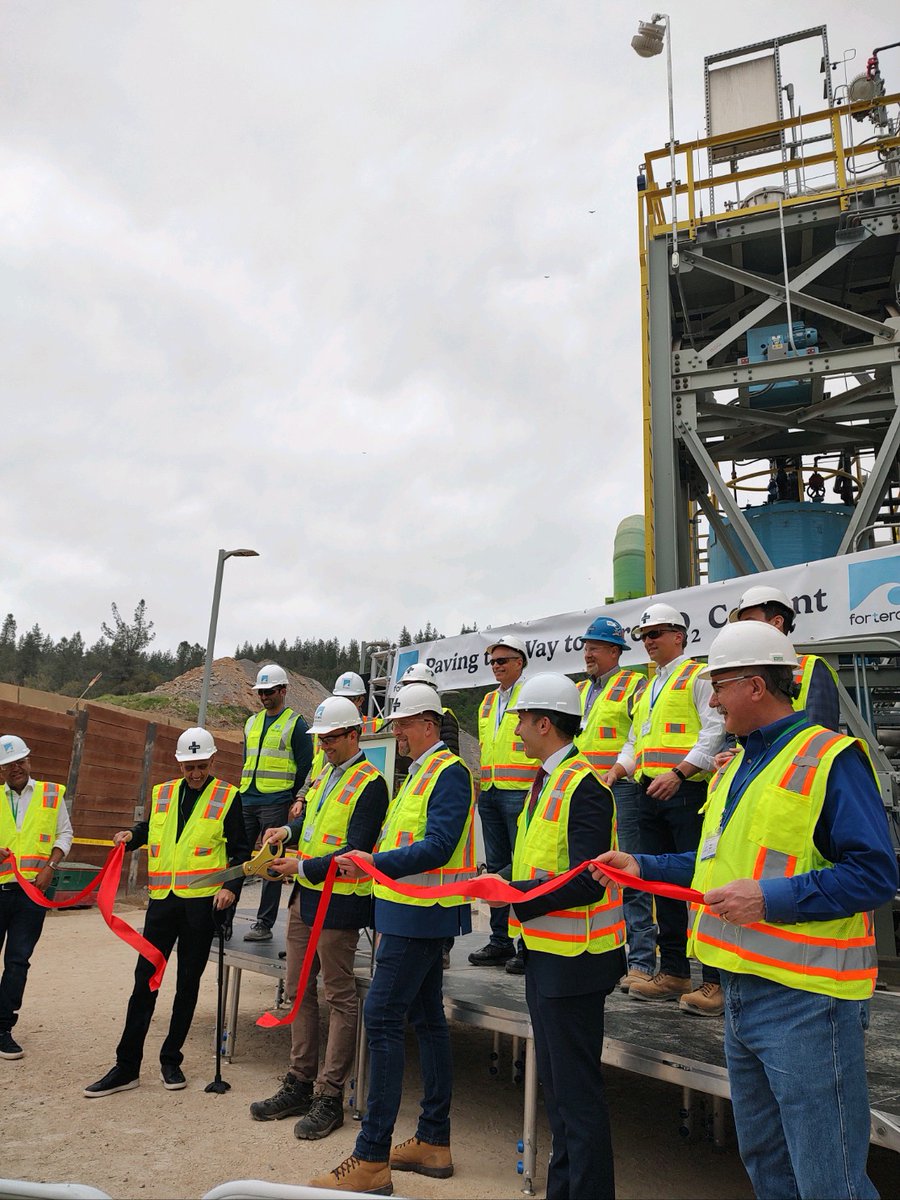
198;548;259;728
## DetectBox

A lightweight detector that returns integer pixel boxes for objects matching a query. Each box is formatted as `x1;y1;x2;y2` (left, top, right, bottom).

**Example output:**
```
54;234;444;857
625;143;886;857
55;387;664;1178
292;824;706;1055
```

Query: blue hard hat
582;617;628;648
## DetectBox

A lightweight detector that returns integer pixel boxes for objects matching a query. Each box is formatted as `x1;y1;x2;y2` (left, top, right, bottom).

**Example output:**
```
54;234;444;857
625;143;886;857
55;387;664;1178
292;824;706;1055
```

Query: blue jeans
612;779;656;976
355;933;452;1162
477;786;527;948
0;885;47;1031
722;970;877;1200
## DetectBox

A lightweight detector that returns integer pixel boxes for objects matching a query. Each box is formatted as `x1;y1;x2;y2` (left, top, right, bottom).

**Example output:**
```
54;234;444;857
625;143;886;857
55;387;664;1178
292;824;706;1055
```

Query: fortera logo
848;554;900;629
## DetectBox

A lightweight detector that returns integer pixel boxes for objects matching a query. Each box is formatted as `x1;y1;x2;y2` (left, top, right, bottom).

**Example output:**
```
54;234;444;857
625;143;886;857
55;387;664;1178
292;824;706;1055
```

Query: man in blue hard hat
575;618;655;990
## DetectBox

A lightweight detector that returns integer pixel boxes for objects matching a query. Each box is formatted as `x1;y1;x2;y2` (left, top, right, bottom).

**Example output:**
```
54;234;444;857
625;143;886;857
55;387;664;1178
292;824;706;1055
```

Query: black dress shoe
84;1065;140;1098
160;1063;187;1090
0;1030;23;1059
467;942;515;966
505;953;525;975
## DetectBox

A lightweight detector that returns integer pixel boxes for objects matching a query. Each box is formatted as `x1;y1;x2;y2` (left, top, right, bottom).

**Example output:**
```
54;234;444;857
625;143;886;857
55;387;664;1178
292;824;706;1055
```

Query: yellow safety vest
0;781;64;883
793;654;839;712
147;776;237;899
688;726;878;999
632;659;710;780
241;708;302;793
298;759;383;896
374;748;475;909
361;716;384;736
479;683;540;790
508;754;624;956
576;671;647;772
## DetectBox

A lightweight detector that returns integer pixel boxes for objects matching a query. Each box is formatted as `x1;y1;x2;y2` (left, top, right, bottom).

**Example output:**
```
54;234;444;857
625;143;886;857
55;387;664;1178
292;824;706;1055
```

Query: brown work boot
308;1155;392;1195
628;972;692;1001
390;1135;454;1178
679;981;724;1016
618;967;653;993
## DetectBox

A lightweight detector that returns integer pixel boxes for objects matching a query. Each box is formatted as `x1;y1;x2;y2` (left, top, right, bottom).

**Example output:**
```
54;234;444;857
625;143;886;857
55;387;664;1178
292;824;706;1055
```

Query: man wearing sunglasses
240;664;313;942
604;603;725;1013
253;696;389;1141
591;622;896;1200
469;634;540;972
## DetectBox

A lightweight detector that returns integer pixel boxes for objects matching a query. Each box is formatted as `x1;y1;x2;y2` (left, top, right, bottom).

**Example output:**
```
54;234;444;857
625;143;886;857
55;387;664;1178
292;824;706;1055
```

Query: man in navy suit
485;672;625;1200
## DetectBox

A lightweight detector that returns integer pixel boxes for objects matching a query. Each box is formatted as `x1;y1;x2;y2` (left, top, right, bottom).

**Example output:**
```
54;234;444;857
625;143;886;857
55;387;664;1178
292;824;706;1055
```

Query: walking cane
205;904;234;1094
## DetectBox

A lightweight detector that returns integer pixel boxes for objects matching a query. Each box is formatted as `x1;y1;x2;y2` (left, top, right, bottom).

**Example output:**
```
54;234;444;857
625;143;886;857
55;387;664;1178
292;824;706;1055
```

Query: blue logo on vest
848;553;900;630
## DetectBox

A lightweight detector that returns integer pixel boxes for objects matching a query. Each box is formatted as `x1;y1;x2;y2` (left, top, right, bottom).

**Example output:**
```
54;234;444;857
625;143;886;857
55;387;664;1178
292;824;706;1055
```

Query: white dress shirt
3;777;74;854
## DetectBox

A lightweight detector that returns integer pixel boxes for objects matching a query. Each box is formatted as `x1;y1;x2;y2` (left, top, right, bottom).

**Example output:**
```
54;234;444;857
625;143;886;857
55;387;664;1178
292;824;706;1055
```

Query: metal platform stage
214;909;900;1195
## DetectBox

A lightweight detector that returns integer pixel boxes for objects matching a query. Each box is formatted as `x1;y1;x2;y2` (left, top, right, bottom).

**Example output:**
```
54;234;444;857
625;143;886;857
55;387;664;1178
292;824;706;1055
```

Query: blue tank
707;501;853;582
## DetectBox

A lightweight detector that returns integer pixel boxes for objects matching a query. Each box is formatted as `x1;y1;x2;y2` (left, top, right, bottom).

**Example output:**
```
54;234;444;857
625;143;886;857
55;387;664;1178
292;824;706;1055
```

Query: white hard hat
634;603;687;633
486;634;528;660
252;664;288;690
383;683;443;721
333;671;366;697
309;696;363;735
729;585;793;623
175;727;218;762
0;734;31;766
400;663;438;687
510;673;582;717
700;623;799;677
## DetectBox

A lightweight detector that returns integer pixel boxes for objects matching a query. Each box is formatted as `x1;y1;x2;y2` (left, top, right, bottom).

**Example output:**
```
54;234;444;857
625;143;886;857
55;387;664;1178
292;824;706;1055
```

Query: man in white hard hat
84;727;249;1097
251;696;390;1140
591;622;897;1200
240;664;312;942
731;584;840;729
311;683;475;1195
605;603;726;1013
0;735;74;1060
307;671;384;785
575;617;654;990
395;663;460;755
482;674;625;1200
469;634;539;973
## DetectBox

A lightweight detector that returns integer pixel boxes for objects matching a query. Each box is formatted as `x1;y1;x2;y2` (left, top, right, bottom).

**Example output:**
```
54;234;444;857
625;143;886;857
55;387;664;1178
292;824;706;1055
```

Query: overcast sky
2;2;890;657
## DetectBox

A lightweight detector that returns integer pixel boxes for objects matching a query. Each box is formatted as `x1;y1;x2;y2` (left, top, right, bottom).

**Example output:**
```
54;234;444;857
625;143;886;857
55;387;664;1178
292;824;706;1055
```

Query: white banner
391;546;900;691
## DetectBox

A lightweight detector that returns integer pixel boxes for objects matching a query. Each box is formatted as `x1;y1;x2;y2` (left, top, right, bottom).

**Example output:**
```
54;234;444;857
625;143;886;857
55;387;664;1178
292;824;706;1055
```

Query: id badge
303;826;314;843
700;831;720;861
641;720;652;737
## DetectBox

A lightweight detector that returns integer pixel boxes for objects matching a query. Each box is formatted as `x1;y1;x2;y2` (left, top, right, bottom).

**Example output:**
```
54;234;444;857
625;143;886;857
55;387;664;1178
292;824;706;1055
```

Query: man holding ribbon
592;622;897;1200
0;734;74;1060
310;682;475;1196
84;727;248;1098
484;673;625;1200
251;695;388;1140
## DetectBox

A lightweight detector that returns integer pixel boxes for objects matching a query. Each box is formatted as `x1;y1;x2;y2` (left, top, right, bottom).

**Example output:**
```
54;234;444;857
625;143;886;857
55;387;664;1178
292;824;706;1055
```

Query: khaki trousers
286;898;360;1096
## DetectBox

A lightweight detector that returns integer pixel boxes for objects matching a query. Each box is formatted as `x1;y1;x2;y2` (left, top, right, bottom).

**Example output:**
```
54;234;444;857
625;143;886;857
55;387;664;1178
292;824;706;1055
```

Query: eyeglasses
639;628;677;641
318;730;350;745
710;674;753;695
258;686;283;697
489;655;518;666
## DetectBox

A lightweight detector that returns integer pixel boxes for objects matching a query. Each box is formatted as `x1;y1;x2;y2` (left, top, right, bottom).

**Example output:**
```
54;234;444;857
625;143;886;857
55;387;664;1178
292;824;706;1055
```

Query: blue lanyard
720;718;807;830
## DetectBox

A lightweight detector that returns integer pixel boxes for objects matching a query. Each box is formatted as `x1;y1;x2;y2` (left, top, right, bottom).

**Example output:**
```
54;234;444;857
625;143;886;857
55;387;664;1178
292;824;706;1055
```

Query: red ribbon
255;855;702;1027
4;845;167;991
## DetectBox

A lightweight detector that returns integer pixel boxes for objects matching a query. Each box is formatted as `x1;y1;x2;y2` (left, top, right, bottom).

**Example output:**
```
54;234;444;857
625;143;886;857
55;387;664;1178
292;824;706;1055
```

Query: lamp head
632;17;666;58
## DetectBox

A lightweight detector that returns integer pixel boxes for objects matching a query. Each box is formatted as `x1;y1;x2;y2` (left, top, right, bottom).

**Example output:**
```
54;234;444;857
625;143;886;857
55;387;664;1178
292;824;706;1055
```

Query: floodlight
632;19;666;59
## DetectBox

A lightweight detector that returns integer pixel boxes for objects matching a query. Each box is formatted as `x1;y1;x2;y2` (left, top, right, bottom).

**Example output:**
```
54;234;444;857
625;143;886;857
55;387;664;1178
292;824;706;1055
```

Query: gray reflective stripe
441;869;476;884
252;768;295;782
640;750;685;766
276;713;300;750
204;800;226;819
390;872;433;887
757;848;792;880
493;766;538;781
590;899;624;932
260;748;293;763
782;729;842;793
695;911;876;974
174;872;219;887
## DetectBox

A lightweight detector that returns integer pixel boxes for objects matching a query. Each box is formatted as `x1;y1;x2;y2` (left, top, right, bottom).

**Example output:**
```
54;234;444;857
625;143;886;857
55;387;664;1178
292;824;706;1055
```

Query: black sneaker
505;953;525;975
294;1093;344;1140
467;942;515;966
243;921;273;942
160;1063;187;1090
0;1030;23;1060
250;1073;314;1121
84;1065;140;1098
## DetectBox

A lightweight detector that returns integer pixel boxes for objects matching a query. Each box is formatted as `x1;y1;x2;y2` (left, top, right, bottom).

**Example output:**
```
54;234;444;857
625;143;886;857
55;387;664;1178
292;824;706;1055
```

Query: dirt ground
3;904;899;1200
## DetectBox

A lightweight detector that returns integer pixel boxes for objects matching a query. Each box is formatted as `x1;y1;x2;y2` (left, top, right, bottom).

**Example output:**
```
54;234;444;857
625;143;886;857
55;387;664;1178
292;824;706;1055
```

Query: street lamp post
633;14;679;269
198;548;259;729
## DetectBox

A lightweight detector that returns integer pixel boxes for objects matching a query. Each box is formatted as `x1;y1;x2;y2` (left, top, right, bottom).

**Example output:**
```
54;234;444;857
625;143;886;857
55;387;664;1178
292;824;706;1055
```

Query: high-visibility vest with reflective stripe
361;715;383;736
147;776;237;899
241;708;302;793
297;759;384;896
793;654;839;713
478;683;540;790
632;660;710;780
374;749;475;908
576;671;647;771
0;781;64;883
687;726;878;999
508;755;625;956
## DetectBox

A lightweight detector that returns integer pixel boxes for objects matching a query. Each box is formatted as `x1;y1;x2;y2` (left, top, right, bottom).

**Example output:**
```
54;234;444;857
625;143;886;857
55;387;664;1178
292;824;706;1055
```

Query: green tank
613;515;646;600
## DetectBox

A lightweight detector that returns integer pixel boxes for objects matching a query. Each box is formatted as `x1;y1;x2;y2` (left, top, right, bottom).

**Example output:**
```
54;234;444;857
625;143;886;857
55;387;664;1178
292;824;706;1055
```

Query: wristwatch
672;767;688;783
